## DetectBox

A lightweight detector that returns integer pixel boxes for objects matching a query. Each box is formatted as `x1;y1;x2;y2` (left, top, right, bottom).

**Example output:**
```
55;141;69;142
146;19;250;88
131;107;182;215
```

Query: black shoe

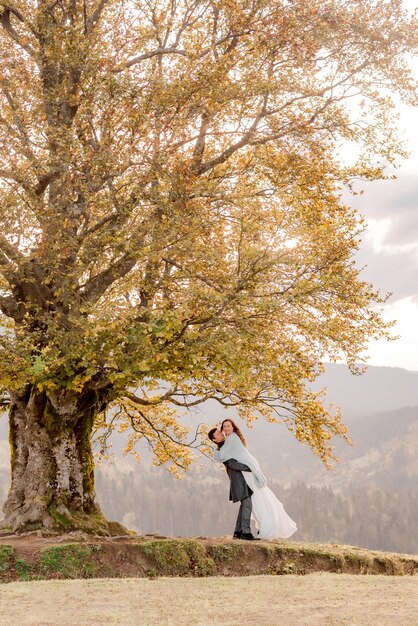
241;532;259;540
233;531;242;539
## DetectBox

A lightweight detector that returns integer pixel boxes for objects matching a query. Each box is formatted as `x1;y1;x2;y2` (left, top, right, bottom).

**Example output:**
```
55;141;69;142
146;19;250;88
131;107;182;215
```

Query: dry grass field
1;574;418;626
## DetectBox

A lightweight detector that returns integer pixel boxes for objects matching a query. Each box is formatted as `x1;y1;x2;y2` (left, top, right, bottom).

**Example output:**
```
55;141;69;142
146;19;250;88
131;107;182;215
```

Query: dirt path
1;574;418;626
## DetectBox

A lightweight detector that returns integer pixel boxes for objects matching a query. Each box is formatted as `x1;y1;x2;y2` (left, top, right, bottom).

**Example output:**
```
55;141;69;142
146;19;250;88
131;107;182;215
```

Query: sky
345;0;418;372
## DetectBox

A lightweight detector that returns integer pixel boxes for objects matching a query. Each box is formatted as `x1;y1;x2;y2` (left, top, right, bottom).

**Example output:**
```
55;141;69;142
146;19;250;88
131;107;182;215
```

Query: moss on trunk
1;387;126;535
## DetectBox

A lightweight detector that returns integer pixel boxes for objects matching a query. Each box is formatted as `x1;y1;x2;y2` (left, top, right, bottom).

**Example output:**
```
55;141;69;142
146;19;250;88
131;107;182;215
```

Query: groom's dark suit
223;458;253;536
224;459;253;502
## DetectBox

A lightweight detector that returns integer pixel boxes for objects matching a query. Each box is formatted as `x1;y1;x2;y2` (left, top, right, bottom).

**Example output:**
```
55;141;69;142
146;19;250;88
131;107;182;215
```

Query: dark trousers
234;495;252;534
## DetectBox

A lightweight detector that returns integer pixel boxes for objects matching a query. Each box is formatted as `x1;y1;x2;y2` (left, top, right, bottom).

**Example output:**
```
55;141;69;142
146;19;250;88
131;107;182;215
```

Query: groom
208;427;257;540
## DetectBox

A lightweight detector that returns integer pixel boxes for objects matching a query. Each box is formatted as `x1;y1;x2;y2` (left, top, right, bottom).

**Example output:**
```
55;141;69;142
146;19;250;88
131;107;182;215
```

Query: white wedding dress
243;471;298;540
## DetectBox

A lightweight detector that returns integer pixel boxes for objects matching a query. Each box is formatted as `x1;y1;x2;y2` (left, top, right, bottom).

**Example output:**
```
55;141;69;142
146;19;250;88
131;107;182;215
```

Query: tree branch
196;94;269;175
85;0;109;33
0;294;24;320
0;168;33;194
0;2;38;37
81;254;138;304
191;111;210;168
0;6;37;58
112;28;255;74
0;80;37;162
34;168;62;197
162;257;223;293
0;234;25;265
113;47;188;73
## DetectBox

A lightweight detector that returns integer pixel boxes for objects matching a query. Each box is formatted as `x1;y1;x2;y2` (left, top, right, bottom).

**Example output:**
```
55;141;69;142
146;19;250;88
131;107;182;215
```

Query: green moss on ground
39;545;99;579
0;538;417;582
143;539;215;577
208;543;244;562
0;546;13;573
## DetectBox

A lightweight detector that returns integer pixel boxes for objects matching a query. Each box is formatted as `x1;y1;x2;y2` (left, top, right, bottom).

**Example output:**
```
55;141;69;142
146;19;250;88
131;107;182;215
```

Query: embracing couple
208;419;297;541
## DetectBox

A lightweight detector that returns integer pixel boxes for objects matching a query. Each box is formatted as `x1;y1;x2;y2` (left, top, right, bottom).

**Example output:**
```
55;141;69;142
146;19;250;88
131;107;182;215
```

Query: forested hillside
93;464;418;555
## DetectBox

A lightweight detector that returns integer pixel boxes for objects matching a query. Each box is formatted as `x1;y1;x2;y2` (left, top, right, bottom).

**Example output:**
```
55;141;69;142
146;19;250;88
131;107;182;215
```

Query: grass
15;558;32;581
0;545;13;572
0;538;417;582
143;539;216;577
208;543;244;562
39;545;99;578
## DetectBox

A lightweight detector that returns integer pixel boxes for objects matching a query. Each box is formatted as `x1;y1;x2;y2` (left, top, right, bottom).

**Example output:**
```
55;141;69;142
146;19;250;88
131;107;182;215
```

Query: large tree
0;0;416;533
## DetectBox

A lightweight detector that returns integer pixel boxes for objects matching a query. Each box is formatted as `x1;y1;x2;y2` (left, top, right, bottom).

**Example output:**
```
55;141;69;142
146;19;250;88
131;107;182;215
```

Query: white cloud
363;297;418;372
364;218;393;252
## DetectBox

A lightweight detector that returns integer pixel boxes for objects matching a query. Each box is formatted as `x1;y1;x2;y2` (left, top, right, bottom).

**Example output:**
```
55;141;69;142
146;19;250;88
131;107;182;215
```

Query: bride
214;419;297;541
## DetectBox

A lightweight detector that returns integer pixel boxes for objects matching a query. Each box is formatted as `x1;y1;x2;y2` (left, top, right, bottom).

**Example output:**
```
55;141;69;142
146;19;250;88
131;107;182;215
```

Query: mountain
313;364;418;417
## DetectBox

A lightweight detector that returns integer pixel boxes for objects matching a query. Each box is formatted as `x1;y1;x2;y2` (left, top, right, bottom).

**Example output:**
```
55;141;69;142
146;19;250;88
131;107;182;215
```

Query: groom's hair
208;428;217;442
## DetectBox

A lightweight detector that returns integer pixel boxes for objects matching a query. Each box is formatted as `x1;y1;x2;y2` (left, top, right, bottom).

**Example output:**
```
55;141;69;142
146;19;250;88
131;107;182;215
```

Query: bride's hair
221;419;247;447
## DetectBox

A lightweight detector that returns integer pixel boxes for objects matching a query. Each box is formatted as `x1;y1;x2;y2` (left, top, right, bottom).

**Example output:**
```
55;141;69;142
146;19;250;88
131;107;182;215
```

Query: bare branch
121;396;211;465
127;409;189;471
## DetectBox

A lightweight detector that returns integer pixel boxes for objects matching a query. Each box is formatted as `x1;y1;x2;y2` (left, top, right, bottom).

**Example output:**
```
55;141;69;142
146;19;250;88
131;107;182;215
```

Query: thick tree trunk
1;387;124;535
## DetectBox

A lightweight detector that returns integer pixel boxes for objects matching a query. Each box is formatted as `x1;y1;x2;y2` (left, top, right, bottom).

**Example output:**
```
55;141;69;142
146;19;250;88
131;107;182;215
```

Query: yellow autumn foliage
0;0;417;467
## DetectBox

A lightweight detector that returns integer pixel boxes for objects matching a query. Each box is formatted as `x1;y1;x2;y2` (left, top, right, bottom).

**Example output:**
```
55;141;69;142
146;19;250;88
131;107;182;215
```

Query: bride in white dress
214;419;297;541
